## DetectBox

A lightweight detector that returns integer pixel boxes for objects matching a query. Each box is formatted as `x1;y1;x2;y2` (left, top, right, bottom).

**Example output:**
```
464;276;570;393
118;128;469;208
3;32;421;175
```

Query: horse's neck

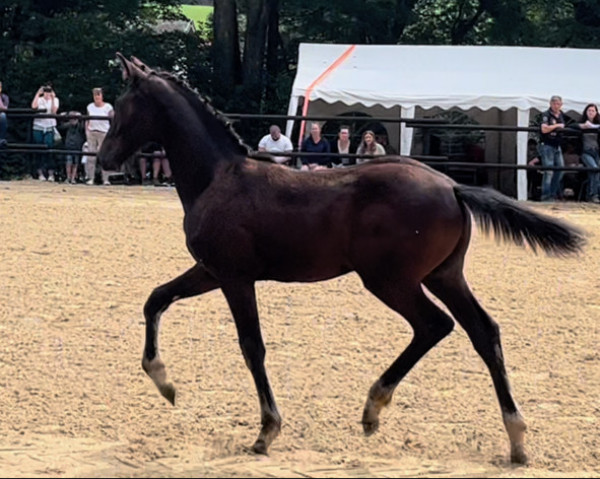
159;99;245;213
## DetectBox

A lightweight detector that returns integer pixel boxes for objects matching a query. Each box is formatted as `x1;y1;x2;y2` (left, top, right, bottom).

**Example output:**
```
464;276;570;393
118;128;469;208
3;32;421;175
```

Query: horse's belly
259;244;352;282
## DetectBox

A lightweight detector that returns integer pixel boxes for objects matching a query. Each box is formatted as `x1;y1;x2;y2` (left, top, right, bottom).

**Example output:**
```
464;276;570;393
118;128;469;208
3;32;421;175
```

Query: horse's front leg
142;263;219;405
221;281;282;455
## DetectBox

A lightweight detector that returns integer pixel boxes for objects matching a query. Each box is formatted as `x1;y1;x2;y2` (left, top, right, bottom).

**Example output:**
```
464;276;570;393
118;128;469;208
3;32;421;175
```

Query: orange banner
297;45;356;149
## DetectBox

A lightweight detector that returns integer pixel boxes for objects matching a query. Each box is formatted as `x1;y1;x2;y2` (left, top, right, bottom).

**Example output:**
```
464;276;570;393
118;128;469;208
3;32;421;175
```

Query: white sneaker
48;175;55;182
38;176;46;181
103;181;110;186
86;179;94;185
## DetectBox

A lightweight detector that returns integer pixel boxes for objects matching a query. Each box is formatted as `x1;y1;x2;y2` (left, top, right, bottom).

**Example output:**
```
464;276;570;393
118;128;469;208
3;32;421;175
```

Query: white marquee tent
286;43;600;200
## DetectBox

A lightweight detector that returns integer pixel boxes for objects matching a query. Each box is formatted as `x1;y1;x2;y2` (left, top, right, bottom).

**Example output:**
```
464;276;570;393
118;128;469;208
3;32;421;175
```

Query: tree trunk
242;0;268;105
392;0;418;41
213;0;241;97
450;1;485;44
265;0;281;77
264;0;282;106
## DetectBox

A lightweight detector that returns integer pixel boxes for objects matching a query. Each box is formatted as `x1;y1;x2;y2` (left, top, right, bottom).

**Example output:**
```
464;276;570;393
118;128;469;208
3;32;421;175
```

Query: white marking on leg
504;410;527;464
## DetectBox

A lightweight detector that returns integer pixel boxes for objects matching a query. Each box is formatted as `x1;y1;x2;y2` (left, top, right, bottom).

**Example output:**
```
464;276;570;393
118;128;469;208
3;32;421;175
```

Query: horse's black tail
453;184;586;256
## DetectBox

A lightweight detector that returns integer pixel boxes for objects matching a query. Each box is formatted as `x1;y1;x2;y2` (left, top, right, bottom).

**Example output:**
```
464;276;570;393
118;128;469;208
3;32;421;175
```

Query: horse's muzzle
97;147;119;171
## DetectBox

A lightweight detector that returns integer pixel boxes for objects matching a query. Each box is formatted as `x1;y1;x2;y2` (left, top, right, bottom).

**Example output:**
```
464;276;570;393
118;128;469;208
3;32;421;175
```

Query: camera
42;86;53;93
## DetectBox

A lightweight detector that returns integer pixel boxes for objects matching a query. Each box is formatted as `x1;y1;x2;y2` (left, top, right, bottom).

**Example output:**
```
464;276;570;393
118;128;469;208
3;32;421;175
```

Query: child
63;111;85;183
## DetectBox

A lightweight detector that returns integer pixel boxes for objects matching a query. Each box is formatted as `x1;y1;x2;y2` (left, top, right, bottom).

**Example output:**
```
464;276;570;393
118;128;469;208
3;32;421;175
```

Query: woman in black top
300;122;331;170
575;103;600;203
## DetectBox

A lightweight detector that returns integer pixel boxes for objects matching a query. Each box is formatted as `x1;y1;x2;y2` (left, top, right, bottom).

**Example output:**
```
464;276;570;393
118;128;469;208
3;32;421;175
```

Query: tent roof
290;43;600;113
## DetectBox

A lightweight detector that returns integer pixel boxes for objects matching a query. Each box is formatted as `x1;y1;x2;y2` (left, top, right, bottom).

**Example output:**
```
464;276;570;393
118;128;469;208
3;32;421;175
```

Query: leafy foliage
0;0;210;112
3;0;600;179
0;0;212;178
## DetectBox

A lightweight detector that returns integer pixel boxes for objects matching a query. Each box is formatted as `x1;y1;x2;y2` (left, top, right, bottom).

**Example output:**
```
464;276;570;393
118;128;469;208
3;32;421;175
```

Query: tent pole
400;106;415;156
285;95;299;143
517;109;529;201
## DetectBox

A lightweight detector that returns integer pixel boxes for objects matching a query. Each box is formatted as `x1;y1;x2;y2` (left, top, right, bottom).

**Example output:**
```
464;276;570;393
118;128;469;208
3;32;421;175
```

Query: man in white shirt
258;125;293;165
85;87;114;185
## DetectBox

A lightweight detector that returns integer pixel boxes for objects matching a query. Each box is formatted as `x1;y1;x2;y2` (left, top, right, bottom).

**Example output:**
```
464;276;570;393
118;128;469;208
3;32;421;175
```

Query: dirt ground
0;180;598;478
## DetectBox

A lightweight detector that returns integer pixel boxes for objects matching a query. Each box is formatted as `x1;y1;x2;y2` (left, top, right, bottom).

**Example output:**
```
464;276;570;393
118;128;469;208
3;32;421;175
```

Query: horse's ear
117;52;134;81
131;56;150;72
116;52;146;82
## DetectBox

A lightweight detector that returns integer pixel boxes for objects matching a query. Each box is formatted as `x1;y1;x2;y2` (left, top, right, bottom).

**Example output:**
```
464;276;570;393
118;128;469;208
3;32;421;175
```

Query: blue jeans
32;128;55;174
539;144;564;201
581;148;600;200
0;112;7;140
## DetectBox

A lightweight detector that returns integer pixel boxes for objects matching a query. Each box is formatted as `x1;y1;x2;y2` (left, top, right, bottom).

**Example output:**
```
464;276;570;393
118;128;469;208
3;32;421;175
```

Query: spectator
330;125;356;167
0;80;9;147
539;95;566;201
120;150;140;185
139;142;173;186
573;103;600;203
376;132;397;155
356;130;386;164
62;111;85;184
85;87;114;185
31;85;59;181
81;141;91;179
527;138;542;200
561;139;584;200
258;124;293;165
300;122;331;170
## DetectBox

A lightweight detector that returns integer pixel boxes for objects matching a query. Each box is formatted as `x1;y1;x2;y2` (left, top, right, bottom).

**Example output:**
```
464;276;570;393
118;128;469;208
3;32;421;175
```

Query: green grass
181;5;213;30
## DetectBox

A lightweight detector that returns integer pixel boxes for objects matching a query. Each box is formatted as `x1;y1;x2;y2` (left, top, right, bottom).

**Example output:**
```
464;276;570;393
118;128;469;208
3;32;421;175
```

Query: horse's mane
150;68;261;159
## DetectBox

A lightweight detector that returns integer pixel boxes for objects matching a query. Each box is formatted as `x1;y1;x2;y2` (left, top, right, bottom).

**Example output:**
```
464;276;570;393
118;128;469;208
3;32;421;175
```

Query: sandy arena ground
0;180;598;478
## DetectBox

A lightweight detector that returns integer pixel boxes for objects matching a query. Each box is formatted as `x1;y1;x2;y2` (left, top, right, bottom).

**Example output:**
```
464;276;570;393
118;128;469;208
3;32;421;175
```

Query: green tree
0;0;210;179
4;0;600;177
0;0;209;112
211;0;291;144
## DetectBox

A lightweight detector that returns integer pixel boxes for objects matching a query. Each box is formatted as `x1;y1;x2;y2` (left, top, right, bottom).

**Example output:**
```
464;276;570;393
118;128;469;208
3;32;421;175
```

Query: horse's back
330;160;466;278
185;157;467;284
229;159;468;282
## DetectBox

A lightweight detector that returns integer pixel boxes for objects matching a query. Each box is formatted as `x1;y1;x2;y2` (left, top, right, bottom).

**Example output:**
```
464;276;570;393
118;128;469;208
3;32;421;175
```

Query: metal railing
1;110;595;181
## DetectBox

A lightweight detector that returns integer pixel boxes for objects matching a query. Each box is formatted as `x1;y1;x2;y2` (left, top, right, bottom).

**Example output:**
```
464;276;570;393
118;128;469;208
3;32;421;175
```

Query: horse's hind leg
143;263;219;405
359;278;455;436
424;271;527;464
220;281;281;455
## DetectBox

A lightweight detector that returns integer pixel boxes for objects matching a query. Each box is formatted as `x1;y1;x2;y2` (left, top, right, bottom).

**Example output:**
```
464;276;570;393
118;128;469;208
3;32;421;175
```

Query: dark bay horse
98;54;585;465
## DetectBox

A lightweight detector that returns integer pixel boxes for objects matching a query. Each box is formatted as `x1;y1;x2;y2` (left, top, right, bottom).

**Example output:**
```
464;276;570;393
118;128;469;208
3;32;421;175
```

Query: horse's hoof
252;439;268;455
511;448;528;465
159;383;176;406
362;419;379;436
362;404;380;436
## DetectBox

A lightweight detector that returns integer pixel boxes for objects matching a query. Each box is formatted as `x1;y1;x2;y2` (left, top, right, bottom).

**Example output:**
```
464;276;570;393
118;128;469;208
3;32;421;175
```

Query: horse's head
98;53;163;171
